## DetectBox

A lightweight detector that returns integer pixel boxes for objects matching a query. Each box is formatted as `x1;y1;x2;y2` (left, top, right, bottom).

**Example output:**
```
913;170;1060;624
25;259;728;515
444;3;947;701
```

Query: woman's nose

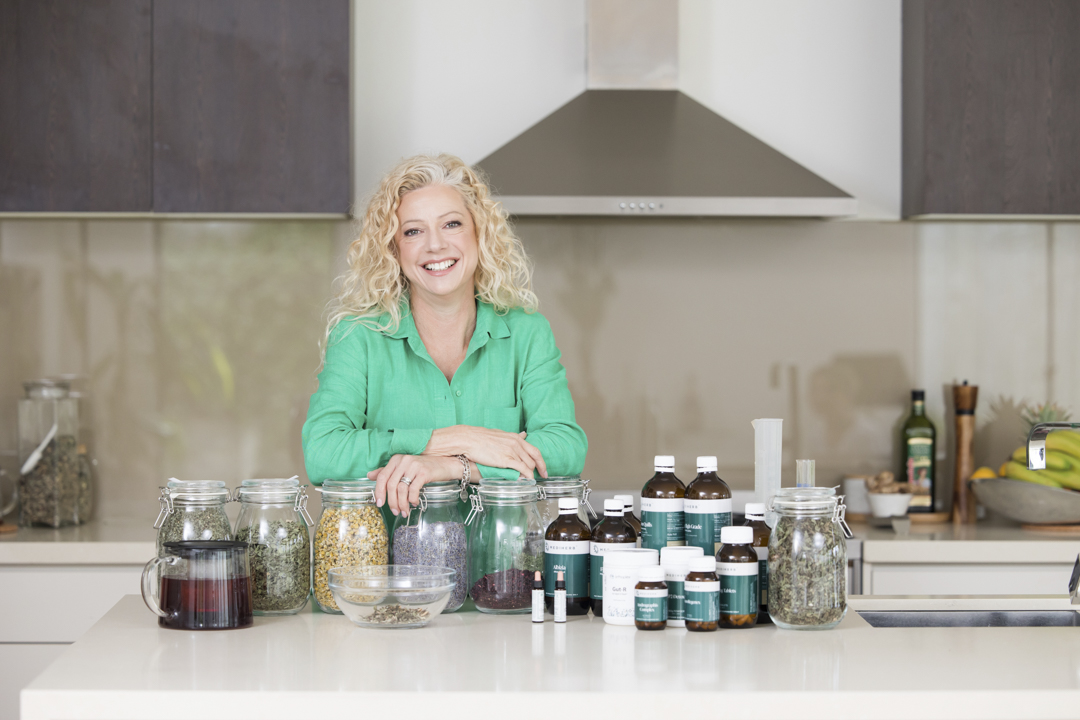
423;227;449;251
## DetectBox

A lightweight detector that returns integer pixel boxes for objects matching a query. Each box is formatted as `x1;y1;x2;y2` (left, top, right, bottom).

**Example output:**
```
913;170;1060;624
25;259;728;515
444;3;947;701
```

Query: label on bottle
664;577;686;622
905;437;934;507
683;498;732;554
755;545;769;609
640;497;685;549
589;541;637;600
717;561;759;616
544;540;589;599
683;579;720;623
635;589;668;623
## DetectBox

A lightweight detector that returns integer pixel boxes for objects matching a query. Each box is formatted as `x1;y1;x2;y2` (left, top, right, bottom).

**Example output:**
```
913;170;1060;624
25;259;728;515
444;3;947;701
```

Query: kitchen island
21;594;1080;720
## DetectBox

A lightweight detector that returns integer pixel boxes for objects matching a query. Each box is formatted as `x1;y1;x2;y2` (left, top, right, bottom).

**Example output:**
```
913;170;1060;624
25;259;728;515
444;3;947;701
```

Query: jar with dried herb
536;476;596;532
767;487;852;630
234;477;313;615
314;479;388;614
466;477;545;614
17;379;88;528
154;479;232;556
391;480;468;613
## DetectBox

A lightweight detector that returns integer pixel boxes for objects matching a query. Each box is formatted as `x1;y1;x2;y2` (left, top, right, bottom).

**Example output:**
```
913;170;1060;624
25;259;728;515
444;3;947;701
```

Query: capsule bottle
683;556;719;632
716;525;759;629
634;565;668;631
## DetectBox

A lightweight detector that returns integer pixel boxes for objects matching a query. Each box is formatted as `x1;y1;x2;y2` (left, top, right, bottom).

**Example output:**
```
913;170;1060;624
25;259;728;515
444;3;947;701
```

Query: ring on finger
400;477;413;487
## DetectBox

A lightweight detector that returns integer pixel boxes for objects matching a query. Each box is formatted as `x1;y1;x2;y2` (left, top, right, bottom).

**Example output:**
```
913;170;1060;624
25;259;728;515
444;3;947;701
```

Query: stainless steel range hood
475;0;856;217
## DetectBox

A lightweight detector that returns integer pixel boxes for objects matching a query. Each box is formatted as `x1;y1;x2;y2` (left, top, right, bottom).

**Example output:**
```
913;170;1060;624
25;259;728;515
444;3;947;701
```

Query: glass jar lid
537;476;586;495
23;378;70;399
236;476;300;502
476;477;539;502
317;478;377;501
770;486;836;512
165;478;231;501
418;480;461;503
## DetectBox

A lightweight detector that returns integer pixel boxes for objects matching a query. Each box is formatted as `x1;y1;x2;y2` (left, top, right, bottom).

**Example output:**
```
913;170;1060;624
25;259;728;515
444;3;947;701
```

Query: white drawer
0;566;143;642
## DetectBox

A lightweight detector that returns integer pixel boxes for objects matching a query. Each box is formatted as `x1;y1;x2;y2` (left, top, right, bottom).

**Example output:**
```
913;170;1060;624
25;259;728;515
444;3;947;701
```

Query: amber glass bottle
544;497;591;615
683;455;732;555
590;499;637;616
716;525;758;629
634;565;668;630
683;556;719;632
743;503;771;624
612;494;642;538
640;455;686;551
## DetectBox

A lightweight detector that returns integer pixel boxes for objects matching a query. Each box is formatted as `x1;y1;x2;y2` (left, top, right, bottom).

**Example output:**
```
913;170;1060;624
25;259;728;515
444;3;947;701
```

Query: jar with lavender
391;480;468;613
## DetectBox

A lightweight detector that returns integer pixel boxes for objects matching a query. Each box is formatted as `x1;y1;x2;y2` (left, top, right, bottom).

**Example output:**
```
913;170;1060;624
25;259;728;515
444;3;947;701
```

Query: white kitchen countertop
0;518;155;564
21;595;1080;720
851;520;1080;563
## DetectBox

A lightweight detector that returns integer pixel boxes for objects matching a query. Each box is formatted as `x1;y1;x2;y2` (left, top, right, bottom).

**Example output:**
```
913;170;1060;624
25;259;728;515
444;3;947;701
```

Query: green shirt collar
387;299;510;350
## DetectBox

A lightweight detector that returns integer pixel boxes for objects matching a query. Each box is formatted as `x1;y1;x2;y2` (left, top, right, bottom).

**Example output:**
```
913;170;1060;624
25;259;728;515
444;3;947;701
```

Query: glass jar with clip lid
465;477;545;614
17;379;89;527
313;479;388;613
154;479;233;557
536;476;596;532
767;486;853;630
234;476;313;615
391;480;469;613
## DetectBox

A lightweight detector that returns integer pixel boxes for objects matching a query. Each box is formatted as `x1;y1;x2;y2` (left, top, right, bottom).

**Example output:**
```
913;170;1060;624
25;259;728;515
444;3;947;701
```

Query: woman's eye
402;228;420;237
445;220;462;229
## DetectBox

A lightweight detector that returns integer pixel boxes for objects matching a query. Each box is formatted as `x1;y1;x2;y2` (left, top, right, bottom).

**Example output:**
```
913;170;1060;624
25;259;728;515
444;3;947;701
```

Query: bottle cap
721;526;754;545
912;389;925;401
603;498;624;513
696;456;718;472
613;493;634;506
558;497;579;512
660;546;704;566
744;502;766;518
555;571;565;588
654;455;675;470
604;548;659;567
689;557;717;573
637;565;666;583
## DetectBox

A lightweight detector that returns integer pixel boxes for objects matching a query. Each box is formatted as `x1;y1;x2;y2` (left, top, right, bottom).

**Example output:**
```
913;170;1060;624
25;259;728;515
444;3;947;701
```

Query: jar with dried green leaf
154;479;232;556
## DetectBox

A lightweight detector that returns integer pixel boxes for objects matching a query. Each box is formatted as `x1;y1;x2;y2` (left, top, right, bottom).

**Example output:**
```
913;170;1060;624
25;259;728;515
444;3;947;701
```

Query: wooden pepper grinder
952;381;979;524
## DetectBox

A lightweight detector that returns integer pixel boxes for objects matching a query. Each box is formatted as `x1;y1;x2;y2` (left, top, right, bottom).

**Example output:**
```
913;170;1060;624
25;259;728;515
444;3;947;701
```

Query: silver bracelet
457;454;471;485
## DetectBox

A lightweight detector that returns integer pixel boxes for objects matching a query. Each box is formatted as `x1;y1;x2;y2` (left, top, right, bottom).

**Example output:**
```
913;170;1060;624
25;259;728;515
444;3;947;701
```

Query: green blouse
302;302;587;483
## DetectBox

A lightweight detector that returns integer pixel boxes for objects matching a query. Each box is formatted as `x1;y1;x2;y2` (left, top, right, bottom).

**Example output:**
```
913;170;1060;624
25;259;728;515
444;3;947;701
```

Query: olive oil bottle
640;456;686;551
683;456;732;555
901;389;937;513
544;497;591;615
590;499;637;616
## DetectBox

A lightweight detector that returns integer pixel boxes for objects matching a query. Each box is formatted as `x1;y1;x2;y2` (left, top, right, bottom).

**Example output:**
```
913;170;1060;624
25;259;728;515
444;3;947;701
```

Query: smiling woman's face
395;184;479;307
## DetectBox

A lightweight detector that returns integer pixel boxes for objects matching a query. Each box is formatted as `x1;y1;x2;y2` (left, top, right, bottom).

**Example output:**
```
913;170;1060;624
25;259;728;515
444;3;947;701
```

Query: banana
1048;431;1080;460
999;461;1064;488
1011;446;1074;471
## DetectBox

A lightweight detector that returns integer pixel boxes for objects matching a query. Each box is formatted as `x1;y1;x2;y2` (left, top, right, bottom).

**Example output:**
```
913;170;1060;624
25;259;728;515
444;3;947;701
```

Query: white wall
353;0;902;219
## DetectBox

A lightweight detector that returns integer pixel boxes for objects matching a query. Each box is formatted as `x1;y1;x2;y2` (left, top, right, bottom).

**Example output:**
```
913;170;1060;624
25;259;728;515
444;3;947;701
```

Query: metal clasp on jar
153;486;174;529
294;484;314;526
465;492;484;526
834;496;854;539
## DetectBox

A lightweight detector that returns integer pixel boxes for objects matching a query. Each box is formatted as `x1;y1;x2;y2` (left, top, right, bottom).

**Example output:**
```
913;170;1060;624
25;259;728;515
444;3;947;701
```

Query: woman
302;154;587;517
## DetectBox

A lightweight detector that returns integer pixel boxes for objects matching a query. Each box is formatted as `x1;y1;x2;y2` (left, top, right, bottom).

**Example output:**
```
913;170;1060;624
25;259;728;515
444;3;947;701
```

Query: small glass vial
683;455;732;555
544;497;591;615
590;498;637;616
743;502;771;624
717;525;759;629
660;545;703;628
634;565;668;630
640;455;686;551
684;556;719;632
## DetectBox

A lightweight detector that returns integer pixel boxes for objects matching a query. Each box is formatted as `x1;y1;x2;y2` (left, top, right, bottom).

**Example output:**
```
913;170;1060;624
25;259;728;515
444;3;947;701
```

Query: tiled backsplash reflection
1;217;1077;519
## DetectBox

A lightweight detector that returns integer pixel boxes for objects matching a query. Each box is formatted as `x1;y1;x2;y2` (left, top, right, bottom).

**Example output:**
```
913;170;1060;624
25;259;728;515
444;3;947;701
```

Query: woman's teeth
424;259;457;271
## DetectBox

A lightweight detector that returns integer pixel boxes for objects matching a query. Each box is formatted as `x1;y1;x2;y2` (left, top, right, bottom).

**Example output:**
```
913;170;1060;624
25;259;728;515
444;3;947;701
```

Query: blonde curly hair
326;154;538;344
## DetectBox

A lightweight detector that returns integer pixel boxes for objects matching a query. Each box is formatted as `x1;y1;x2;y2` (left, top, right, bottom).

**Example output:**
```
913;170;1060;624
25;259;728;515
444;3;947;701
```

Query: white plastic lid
603;499;624;512
660;546;704;566
558;497;579;511
744;502;766;517
689;557;717;573
721;526;754;545
696;456;718;471
654;455;675;470
637;565;666;583
604;548;660;567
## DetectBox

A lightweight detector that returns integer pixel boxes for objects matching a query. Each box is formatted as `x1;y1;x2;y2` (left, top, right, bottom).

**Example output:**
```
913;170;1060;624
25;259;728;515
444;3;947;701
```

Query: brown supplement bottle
743;502;771;624
634;565;668;630
717;525;759;629
544;497;591;615
683;556;719;632
640;455;686;551
683;455;733;555
590;499;637;616
612;494;642;538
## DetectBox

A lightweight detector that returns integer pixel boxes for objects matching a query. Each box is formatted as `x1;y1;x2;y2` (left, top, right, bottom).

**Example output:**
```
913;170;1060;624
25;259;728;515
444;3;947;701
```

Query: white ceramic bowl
868;492;912;518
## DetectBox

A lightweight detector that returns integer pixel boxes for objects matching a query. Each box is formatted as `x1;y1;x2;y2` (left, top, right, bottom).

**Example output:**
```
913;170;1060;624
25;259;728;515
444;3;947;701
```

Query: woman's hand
425;426;548;480
368;455;461;516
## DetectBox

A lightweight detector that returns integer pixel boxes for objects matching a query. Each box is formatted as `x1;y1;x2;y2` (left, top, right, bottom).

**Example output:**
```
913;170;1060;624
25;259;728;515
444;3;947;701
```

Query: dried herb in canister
19;435;85;527
314;506;388;612
768;515;846;628
393;521;467;610
470;568;534;611
235;519;311;613
156;503;232;557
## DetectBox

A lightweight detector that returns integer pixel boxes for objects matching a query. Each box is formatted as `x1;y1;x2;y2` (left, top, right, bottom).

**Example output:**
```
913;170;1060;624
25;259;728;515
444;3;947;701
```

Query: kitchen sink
856;610;1080;628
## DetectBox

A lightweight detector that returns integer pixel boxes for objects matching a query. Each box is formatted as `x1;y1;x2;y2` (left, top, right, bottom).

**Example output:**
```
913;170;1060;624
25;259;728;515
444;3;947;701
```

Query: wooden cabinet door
903;0;1080;216
0;0;153;211
152;0;350;213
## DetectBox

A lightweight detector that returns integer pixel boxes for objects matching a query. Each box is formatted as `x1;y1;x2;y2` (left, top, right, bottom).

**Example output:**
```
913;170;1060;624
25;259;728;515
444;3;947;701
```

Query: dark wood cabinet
903;0;1080;216
0;0;349;214
0;0;153;212
152;0;350;213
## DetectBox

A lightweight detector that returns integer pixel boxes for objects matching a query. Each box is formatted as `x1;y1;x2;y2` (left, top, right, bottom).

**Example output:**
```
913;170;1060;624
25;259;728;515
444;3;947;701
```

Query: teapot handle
141;555;180;618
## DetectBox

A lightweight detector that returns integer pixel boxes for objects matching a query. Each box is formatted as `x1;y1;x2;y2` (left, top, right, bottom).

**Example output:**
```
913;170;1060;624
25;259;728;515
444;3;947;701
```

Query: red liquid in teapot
159;575;254;630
